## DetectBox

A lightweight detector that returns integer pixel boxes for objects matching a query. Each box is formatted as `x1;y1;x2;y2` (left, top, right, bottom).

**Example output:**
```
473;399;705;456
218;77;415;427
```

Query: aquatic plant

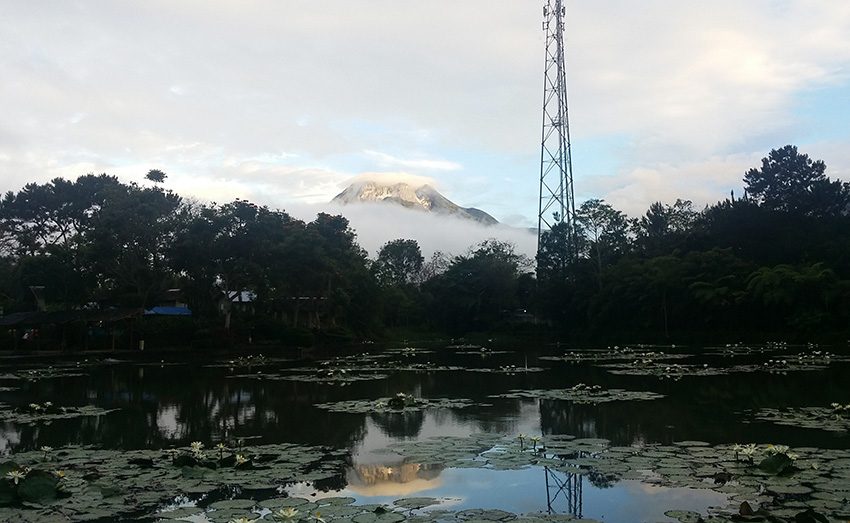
273;507;299;521
387;393;417;410
5;470;24;485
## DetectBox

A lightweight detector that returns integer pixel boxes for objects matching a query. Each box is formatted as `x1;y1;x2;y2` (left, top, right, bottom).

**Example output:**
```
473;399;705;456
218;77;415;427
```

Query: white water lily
273;507;299;521
189;441;204;453
6;470;25;484
311;512;326;523
765;444;790;456
229;518;257;523
739;444;758;459
40;445;53;453
53;470;65;479
235;454;249;465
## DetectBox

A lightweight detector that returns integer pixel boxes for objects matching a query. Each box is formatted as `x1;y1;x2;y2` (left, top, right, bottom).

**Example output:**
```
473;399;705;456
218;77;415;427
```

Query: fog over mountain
282;173;535;260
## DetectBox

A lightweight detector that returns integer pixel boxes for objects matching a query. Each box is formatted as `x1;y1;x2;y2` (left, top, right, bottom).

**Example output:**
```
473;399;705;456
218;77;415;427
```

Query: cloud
0;1;849;224
341;172;437;190
286;202;536;261
585;153;760;216
363;150;462;172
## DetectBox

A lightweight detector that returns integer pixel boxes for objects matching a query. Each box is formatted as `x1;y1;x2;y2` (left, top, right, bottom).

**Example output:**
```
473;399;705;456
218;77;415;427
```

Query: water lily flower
765;444;790;456
311;512;326;523
28;403;41;411
739;443;758;462
235;454;249;465
189;441;204;453
6;470;25;484
273;507;299;521
43;402;53;408
53;470;65;479
228;518;257;523
40;445;53;453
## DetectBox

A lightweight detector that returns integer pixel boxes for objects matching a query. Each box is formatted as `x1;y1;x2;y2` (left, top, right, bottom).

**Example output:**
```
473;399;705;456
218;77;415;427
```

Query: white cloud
341;172;437;191
363;150;462;172
286;201;536;261
0;1;849;224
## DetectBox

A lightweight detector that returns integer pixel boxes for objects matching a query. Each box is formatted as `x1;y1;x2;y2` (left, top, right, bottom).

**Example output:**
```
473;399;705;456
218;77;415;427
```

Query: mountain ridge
332;180;499;226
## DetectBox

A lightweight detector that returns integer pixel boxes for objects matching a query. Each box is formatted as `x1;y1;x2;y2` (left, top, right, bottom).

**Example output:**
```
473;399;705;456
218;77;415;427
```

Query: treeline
1;144;849;348
539;145;850;342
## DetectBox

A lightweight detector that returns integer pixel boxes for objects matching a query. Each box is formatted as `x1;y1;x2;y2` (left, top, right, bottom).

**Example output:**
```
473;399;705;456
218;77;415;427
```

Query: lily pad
489;385;664;404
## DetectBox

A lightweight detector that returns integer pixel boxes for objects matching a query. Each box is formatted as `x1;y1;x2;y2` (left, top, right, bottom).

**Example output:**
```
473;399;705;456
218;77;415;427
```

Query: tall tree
744;145;850;217
575;199;630;284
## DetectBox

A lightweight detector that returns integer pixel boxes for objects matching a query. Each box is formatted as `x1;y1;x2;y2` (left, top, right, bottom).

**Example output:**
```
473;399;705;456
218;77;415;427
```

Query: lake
1;341;849;522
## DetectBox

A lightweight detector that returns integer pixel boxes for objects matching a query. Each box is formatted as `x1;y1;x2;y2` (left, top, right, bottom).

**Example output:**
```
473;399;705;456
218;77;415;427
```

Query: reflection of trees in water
586;470;617;489
5;364;369;452
369;411;424;438
538;367;850;448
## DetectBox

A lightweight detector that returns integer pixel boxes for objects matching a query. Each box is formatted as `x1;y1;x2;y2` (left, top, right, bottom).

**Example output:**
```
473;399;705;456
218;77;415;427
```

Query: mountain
332;180;499;226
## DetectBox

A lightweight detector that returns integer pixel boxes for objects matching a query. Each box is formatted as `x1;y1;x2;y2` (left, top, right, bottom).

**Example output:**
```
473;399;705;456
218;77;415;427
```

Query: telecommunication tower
537;0;577;258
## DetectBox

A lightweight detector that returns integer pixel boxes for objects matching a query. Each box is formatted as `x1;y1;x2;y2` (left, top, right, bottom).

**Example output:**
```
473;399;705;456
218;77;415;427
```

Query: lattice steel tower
537;0;577;257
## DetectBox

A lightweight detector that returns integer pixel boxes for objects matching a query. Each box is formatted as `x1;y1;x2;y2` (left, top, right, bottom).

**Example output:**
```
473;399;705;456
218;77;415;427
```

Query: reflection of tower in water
544;466;583;517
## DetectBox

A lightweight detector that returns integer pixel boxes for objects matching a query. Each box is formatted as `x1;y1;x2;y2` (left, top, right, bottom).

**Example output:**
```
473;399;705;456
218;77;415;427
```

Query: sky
2;1;850;253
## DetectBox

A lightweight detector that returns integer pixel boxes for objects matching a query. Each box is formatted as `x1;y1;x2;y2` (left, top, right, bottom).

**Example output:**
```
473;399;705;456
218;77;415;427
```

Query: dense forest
1;145;849;349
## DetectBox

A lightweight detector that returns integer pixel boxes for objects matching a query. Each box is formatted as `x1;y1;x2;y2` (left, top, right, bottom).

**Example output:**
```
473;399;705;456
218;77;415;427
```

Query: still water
1;342;848;522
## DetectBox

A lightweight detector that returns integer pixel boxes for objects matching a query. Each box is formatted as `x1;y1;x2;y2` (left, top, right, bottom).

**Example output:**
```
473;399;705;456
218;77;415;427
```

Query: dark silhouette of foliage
1;144;849;349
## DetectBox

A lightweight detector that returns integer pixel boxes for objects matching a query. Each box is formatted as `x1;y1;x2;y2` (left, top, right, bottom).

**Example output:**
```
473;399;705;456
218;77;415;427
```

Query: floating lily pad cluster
465;365;545;375
385;347;436;357
230;371;390;385
454;348;514;356
489;384;665;404
0;403;117;425
0;441;350;521
206;354;292;369
154;494;609;523
540;348;688;364
314;394;484;414
0;461;66;508
602;361;725;379
0;367;87;381
749;404;850;432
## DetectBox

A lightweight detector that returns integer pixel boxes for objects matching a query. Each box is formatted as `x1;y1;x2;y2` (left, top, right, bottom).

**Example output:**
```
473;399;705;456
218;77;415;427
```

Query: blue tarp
144;306;192;316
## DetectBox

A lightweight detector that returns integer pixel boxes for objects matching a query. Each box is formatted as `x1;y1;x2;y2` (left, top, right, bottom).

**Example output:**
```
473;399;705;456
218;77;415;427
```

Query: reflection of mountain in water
346;461;444;496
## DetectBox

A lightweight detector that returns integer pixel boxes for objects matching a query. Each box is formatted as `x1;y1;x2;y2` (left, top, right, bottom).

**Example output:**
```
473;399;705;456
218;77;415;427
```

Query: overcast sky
2;0;850;226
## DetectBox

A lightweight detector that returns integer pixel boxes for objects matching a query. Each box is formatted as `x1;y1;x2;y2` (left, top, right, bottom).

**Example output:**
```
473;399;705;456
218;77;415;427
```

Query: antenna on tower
537;0;577;261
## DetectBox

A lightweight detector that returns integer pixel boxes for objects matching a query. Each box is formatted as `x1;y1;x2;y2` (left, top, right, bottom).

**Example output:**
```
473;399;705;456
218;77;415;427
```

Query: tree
145;169;167;184
373;239;424;287
536;220;575;282
171;199;294;329
635;199;697;254
86;181;183;307
575;199;630;284
744;145;850;217
425;240;529;332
